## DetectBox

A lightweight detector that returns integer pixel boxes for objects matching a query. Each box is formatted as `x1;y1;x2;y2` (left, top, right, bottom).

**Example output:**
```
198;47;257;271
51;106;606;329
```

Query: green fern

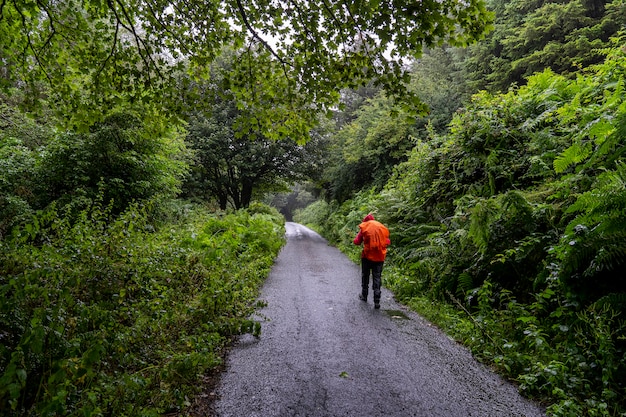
468;197;499;253
553;142;593;173
402;244;443;262
502;190;533;215
456;272;474;298
581;231;626;278
558;162;626;302
593;292;626;311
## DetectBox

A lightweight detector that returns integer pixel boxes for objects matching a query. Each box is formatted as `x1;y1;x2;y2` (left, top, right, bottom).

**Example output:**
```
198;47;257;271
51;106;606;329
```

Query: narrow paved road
215;223;545;417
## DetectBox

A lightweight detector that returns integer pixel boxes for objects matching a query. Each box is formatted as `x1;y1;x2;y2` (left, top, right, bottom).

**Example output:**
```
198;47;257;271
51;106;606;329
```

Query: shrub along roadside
296;46;626;416
0;200;285;416
296;197;625;416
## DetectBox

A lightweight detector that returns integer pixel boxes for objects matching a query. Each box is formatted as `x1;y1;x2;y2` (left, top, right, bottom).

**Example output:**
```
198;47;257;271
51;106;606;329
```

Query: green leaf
553;142;592;173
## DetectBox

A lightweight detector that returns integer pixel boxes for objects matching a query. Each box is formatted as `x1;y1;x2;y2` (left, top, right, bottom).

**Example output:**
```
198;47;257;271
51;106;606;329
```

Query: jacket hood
363;214;375;222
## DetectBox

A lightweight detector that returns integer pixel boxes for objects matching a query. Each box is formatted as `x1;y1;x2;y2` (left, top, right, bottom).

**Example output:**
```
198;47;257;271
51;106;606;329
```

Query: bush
299;45;626;416
0;201;284;415
0;104;55;240
38;109;190;215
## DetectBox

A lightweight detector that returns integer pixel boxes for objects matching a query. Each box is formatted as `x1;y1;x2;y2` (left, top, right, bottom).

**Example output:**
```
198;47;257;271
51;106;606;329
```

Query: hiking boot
359;294;367;302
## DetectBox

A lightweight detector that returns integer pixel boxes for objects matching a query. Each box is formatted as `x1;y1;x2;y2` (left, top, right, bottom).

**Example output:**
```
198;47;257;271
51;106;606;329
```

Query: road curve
214;222;545;417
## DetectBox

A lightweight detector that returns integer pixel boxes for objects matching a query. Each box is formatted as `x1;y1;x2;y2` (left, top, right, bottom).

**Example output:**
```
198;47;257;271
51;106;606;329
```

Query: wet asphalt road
214;223;546;417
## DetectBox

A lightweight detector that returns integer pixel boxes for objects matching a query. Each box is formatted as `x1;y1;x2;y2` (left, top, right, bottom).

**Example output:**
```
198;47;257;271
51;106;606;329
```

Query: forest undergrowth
0;200;285;416
295;44;626;417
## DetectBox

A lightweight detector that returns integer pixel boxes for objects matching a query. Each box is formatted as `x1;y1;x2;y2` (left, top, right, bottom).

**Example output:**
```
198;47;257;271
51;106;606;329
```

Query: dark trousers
361;258;383;302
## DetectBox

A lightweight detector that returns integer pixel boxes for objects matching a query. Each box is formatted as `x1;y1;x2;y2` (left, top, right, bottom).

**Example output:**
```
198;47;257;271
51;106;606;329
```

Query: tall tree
322;93;417;202
408;47;473;134
0;0;493;132
464;0;624;92
40;108;189;214
183;100;323;209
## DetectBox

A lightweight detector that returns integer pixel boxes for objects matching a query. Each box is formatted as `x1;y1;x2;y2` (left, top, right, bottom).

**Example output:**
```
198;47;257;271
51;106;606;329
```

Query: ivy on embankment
0;200;285;416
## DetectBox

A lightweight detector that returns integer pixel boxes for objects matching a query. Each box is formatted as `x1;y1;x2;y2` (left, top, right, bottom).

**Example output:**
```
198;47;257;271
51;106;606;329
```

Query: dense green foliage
321;47;475;203
0;201;285;415
0;104;189;237
0;0;492;135
2;0;625;415
0;102;50;238
41;110;189;215
322;94;418;202
464;0;625;92
1;90;289;414
181;60;325;210
296;44;626;416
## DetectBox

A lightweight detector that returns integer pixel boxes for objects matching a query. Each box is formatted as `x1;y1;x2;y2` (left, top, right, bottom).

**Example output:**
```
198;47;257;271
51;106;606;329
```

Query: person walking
353;213;390;309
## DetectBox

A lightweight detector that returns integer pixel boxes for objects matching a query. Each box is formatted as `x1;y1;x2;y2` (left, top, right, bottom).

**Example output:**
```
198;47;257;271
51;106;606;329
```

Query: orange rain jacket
353;214;390;262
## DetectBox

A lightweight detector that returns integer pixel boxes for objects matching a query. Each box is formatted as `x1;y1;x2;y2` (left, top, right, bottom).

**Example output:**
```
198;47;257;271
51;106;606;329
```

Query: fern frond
413;245;444;260
469;198;500;253
456;272;474;298
582;230;626;277
566;162;626;221
398;224;442;243
554;142;592;173
593;292;626;311
521;103;559;132
502;189;529;209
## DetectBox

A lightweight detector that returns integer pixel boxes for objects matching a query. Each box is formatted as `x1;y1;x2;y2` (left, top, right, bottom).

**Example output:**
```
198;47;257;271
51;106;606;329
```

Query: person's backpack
359;220;389;262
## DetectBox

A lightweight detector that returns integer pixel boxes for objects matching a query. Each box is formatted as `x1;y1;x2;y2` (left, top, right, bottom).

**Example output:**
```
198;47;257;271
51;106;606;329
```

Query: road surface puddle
384;309;409;320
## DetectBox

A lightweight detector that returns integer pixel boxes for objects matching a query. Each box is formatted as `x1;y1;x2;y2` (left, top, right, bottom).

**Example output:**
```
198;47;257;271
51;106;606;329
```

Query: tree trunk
241;180;254;209
219;194;228;210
